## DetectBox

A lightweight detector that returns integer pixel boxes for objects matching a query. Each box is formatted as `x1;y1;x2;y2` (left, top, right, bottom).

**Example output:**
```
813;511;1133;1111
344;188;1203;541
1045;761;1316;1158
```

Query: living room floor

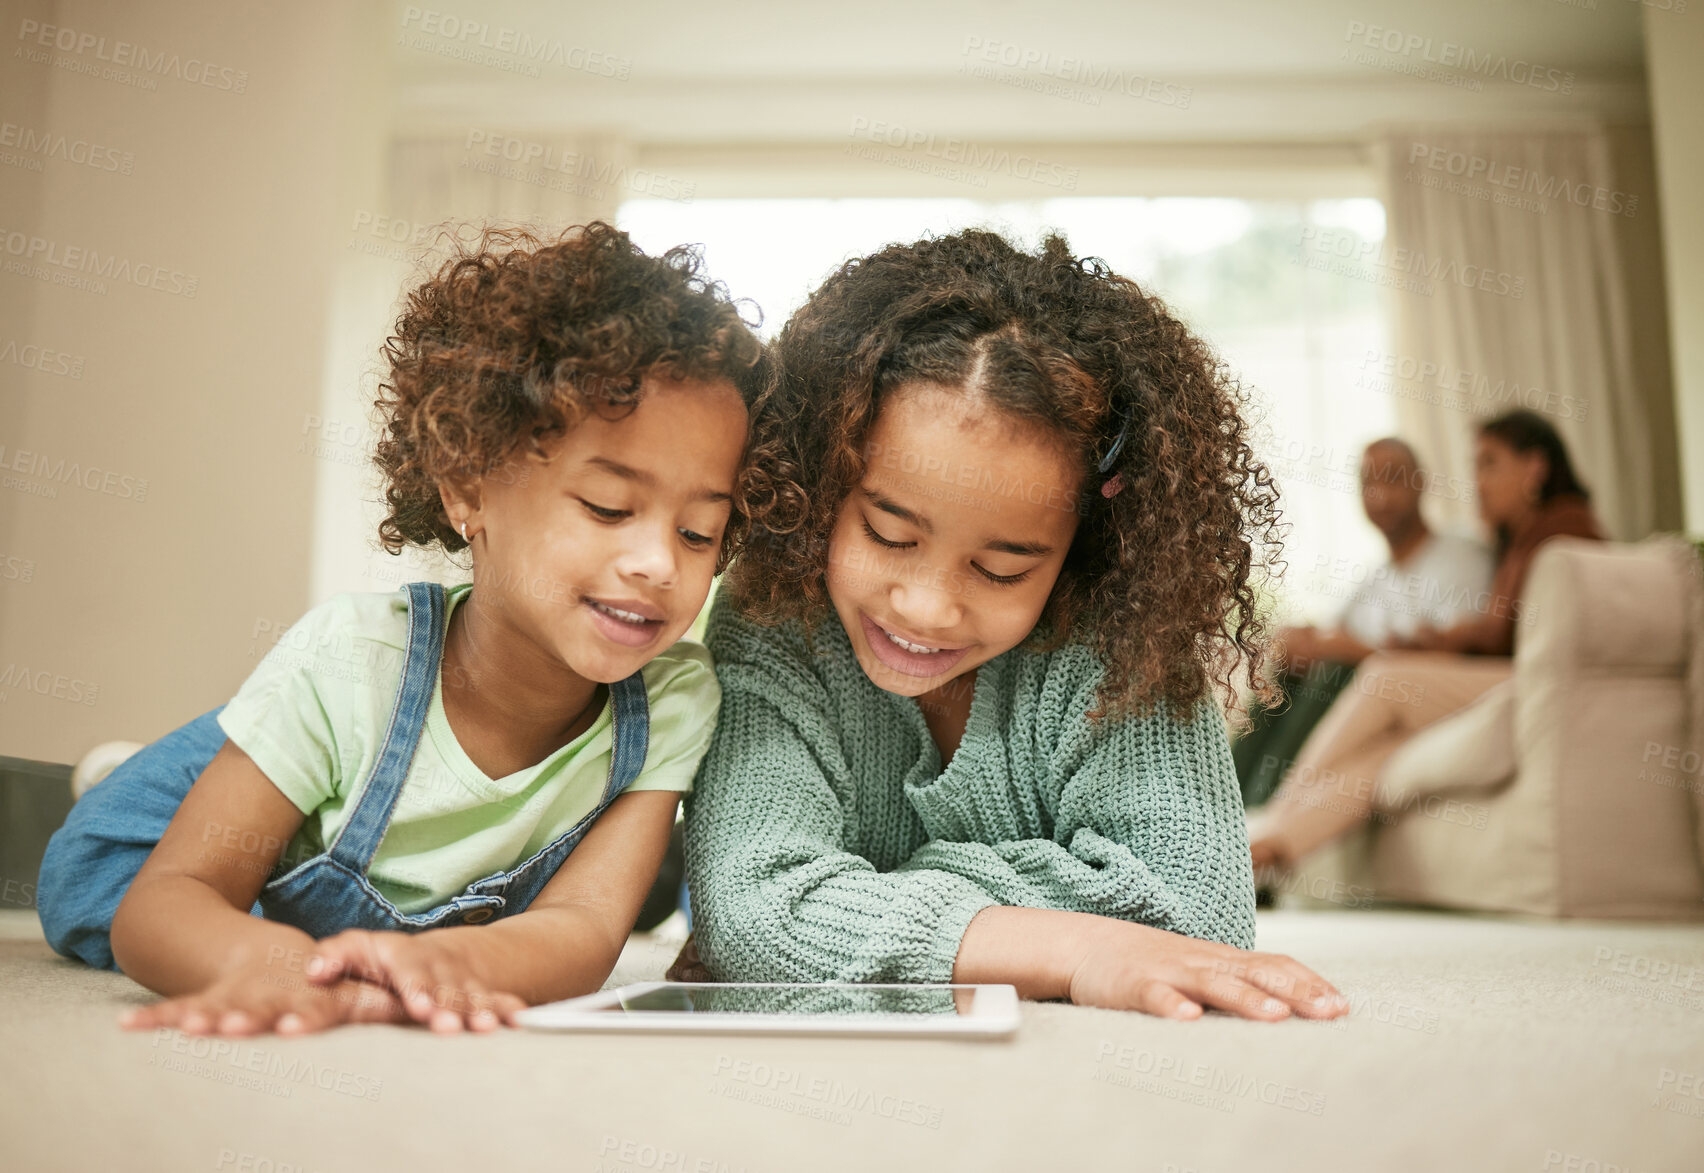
2;907;1700;1173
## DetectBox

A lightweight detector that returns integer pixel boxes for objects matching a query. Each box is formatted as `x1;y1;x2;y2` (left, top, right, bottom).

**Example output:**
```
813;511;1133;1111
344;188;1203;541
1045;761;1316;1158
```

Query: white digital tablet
515;982;1020;1038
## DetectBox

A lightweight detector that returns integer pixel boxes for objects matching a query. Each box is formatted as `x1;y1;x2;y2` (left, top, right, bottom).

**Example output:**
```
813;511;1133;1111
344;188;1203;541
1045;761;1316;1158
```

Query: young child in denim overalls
37;222;765;1036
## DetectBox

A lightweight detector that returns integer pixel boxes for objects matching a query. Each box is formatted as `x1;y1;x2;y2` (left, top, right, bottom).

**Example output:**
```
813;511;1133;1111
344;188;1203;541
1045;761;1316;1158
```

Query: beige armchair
1286;536;1704;920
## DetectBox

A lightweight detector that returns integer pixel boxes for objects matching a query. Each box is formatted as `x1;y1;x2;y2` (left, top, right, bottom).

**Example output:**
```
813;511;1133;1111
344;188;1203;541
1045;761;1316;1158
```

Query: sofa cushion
1517;538;1688;677
1656;537;1704;869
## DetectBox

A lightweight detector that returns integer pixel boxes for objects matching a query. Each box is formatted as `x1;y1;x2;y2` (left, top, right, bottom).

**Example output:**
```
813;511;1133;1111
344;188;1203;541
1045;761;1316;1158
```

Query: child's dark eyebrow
585;456;731;504
984;536;1054;558
862;487;1053;558
864;487;932;533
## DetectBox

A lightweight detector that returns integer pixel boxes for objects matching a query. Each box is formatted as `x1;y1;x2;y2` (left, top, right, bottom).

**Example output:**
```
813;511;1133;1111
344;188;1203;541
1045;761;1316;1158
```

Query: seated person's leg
1232;687;1286;806
1235;662;1355;808
1250;652;1512;868
1248;669;1408;867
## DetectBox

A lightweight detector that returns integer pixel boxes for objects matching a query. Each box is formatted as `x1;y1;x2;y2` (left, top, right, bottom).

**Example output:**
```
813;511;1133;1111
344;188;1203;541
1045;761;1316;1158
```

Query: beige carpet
2;907;1701;1173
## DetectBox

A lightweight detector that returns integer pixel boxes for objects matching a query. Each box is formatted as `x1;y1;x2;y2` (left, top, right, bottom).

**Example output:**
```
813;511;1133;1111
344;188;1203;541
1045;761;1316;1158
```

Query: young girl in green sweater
673;229;1349;1021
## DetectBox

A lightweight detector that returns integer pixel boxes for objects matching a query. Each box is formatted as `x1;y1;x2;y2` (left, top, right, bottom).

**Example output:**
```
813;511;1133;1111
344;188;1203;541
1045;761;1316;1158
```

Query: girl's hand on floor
1068;920;1349;1022
119;959;411;1036
303;929;526;1033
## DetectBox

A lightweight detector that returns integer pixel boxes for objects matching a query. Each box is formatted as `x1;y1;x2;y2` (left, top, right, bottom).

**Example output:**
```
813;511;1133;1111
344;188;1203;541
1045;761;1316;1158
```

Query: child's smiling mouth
584;595;666;648
860;612;971;678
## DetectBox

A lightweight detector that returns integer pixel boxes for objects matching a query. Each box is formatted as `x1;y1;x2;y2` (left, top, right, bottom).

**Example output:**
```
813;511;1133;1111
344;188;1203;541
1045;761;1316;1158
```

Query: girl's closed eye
585;499;720;549
860;517;912;549
580;498;629;522
861;515;1032;586
976;564;1032;587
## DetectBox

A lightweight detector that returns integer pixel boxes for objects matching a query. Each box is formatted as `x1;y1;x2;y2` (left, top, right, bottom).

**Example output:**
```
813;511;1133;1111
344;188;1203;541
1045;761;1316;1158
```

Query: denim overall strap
324;580;445;874
603;669;650;799
459;667;652;916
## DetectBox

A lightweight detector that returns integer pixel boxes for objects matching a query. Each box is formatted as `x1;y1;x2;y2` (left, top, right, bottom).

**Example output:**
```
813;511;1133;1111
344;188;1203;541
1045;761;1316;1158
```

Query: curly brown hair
729;228;1283;719
374;222;767;570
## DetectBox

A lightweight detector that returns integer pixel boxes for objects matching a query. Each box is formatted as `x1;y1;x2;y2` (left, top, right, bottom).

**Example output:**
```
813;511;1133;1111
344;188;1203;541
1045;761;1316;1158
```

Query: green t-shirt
218;584;718;914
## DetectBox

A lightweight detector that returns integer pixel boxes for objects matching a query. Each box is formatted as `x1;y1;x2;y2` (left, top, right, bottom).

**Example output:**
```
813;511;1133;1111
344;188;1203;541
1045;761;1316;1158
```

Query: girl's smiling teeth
588;599;657;625
878;623;953;654
860;612;974;679
583;595;666;648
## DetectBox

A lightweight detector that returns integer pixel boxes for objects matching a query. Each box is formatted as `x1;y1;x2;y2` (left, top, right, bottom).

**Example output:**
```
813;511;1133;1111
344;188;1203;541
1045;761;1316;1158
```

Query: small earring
460;521;469;542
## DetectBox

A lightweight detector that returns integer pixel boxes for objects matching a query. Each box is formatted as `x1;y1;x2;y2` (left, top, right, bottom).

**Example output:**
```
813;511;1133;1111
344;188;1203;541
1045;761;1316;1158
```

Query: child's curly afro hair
373;222;767;572
730;227;1284;719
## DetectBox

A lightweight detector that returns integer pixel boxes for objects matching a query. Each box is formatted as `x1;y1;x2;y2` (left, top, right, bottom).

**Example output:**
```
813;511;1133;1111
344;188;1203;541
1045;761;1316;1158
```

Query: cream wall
1644;6;1704;534
0;0;390;761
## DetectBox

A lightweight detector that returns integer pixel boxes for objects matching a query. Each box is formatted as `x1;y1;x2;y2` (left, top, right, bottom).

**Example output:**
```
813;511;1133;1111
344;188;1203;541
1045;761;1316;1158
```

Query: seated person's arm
1403;610;1507;655
1405;543;1519;655
1283;624;1377;669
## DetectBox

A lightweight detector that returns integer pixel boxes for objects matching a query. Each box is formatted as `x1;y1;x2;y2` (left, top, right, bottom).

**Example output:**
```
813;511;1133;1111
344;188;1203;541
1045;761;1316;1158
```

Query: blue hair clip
1098;403;1132;498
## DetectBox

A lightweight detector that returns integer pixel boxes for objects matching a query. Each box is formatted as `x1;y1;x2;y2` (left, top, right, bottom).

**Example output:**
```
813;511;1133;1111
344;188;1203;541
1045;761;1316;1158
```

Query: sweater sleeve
896;648;1257;950
681;609;999;983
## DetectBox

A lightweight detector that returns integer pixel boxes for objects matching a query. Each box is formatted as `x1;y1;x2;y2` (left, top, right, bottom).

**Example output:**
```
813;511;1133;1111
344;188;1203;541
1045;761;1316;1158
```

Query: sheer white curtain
1376;126;1682;540
387;131;630;230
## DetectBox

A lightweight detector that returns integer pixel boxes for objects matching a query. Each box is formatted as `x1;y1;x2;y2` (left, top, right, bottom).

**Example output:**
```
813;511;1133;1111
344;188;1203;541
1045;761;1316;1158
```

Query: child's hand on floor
304;929;526;1033
1068;920;1350;1022
119;958;411;1036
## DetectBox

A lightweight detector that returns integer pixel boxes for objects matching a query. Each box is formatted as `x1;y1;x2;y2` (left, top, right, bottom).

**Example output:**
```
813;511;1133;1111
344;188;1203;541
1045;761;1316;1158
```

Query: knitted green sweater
681;593;1257;984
